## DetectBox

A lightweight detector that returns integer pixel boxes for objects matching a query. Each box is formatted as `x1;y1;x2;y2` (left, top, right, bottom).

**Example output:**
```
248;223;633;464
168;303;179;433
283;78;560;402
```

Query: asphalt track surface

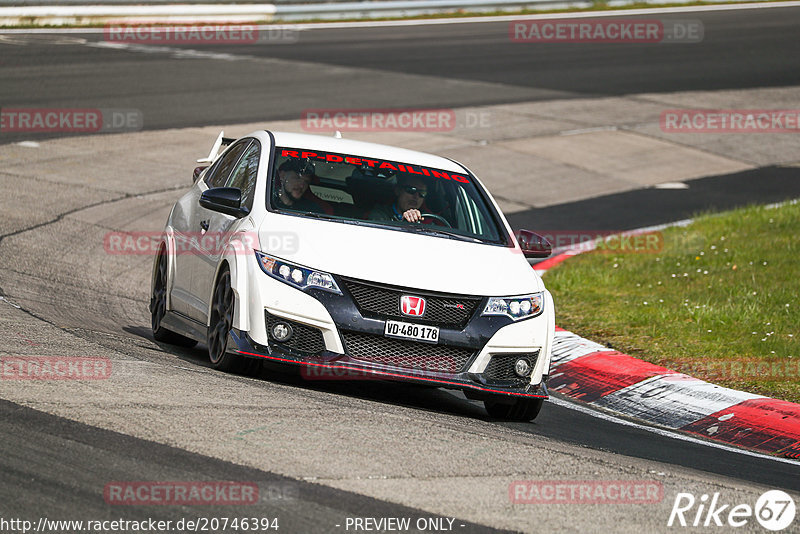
0;399;502;533
0;7;799;140
506;165;800;231
2;6;800;532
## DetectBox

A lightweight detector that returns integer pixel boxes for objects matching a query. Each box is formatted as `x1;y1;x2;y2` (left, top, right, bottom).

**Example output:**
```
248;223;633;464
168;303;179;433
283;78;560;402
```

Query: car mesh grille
483;352;539;382
341;331;473;373
343;279;481;328
265;312;325;355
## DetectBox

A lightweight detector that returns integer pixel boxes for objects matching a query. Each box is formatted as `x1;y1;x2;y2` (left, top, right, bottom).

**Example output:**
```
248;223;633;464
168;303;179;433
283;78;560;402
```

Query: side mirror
515;229;552;259
193;166;207;183
200;187;249;218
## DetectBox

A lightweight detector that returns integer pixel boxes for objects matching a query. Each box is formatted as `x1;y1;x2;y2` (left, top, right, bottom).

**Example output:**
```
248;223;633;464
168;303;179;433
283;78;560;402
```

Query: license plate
384;320;439;344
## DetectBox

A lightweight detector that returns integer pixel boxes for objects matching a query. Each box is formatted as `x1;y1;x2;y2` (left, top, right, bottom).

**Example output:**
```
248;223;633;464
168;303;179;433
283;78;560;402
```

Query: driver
368;174;428;223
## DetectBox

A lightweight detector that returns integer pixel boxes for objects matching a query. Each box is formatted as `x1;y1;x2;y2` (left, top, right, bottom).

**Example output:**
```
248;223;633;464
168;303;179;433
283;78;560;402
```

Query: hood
258;214;544;297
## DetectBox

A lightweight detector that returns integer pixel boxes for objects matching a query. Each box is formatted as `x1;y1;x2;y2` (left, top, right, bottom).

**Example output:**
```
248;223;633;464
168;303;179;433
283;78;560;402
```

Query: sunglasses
402;185;427;198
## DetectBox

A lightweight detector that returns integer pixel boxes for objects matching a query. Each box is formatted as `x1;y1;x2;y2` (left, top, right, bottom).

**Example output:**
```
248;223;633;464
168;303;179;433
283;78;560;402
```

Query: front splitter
228;329;548;400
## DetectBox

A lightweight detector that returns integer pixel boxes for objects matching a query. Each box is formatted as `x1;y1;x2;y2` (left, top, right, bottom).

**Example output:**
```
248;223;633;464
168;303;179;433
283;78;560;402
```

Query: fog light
271;322;293;342
514;358;532;377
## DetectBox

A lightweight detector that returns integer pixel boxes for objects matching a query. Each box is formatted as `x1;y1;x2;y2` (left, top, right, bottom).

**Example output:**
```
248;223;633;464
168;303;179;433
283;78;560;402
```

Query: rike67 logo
668;490;796;531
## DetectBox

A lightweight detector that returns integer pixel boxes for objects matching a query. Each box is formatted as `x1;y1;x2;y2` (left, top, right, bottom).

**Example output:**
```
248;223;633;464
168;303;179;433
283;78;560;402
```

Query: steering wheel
420;213;451;227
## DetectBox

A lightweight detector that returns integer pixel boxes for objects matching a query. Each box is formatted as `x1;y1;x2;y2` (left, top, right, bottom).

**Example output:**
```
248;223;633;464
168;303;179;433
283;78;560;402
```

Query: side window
204;141;250;189
225;141;260;212
455;189;476;233
454;187;497;240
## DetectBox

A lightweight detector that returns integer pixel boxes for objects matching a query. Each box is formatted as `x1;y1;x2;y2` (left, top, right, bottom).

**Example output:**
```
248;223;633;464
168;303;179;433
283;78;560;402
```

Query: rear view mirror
515;229;552;259
200;187;249;218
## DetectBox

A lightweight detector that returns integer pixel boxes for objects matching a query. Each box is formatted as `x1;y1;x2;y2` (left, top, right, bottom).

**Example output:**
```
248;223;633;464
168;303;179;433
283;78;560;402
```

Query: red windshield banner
278;148;470;183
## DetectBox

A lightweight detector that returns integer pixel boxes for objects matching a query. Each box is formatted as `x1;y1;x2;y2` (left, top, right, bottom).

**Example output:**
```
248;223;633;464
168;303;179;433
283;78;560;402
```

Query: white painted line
173;365;211;373
16;141;40;148
0;296;21;309
765;197;800;209
561;126;618;136
653;181;689;189
548;395;800;465
87;41;253;61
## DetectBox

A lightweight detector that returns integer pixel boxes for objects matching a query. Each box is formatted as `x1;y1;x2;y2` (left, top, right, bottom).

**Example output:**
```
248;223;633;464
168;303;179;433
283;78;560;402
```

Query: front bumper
230;329;549;399
234;265;554;400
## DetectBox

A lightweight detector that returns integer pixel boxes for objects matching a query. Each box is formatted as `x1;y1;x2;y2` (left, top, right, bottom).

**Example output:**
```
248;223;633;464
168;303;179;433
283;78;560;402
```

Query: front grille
265;312;325;355
343;279;481;328
484;352;539;382
341;331;473;373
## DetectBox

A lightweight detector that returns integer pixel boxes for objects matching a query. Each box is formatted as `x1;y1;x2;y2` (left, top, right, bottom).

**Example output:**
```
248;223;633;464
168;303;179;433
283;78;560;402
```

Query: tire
484;397;544;422
206;268;261;375
150;251;197;347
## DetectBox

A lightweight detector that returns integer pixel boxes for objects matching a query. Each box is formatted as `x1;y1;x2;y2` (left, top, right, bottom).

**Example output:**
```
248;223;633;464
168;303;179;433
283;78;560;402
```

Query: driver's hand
403;209;422;223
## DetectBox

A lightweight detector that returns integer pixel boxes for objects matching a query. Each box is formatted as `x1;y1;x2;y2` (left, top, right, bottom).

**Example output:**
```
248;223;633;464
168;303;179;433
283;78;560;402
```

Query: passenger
368;174;428;223
274;159;332;214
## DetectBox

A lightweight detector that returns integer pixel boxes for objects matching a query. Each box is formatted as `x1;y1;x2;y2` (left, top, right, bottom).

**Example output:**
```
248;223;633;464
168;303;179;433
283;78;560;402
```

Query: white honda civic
150;131;555;421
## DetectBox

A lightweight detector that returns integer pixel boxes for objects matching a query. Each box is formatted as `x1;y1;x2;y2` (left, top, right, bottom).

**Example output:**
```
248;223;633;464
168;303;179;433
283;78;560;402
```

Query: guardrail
0;4;277;23
0;0;758;25
0;0;325;4
276;0;602;20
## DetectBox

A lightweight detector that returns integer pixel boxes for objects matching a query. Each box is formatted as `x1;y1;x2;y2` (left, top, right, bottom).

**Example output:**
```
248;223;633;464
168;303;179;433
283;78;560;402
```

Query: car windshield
269;146;507;244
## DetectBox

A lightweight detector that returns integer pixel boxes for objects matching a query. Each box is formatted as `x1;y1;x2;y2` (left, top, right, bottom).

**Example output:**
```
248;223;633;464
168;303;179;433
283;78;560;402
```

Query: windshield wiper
403;225;484;243
292;211;338;220
293;211;373;227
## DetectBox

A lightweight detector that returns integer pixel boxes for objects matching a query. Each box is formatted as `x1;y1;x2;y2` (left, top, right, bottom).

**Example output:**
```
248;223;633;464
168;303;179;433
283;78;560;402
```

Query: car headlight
482;293;544;321
255;251;341;294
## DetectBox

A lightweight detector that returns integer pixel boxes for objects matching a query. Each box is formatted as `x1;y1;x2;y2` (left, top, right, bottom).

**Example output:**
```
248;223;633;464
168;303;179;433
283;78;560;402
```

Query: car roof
267;131;468;175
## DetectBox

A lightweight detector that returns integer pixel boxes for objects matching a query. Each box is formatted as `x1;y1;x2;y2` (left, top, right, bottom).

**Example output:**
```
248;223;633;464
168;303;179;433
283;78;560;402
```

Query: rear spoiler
196;131;237;165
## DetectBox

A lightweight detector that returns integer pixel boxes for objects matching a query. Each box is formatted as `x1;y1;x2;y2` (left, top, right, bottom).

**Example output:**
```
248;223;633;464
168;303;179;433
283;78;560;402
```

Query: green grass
545;201;800;403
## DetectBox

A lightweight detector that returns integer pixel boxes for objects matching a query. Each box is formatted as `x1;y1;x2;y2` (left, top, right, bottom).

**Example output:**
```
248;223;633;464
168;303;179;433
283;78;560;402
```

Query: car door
177;140;251;323
167;185;202;319
190;140;261;323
